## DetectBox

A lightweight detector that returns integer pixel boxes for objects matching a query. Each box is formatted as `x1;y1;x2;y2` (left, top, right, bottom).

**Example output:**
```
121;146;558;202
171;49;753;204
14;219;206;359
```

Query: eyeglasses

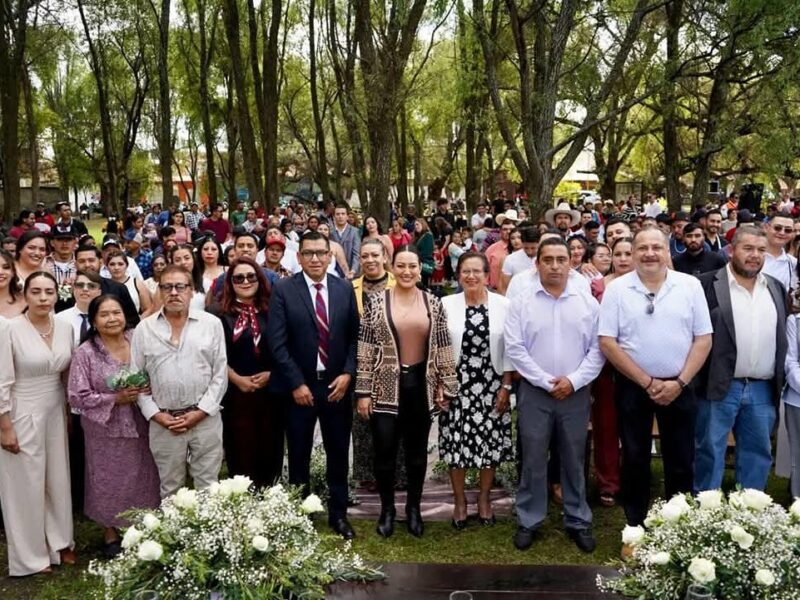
646;292;656;315
73;282;100;291
232;272;258;285
300;250;329;260
459;269;485;277
770;225;792;234
159;283;191;293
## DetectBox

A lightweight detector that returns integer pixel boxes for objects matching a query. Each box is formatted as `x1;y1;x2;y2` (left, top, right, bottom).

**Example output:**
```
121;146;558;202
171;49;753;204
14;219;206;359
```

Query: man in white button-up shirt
131;264;228;498
599;229;712;532
694;227;787;492
505;238;605;554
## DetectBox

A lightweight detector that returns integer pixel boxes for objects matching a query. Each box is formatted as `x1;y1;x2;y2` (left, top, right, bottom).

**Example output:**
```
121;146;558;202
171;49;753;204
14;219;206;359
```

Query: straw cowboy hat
545;202;581;227
495;209;521;226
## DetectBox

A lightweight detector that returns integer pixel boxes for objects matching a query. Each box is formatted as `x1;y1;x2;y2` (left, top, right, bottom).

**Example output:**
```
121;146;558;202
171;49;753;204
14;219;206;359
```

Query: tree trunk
394;107;409;214
157;0;173;208
0;0;28;220
22;65;39;205
262;0;282;208
307;0;331;200
411;133;423;213
662;0;683;211
223;0;263;206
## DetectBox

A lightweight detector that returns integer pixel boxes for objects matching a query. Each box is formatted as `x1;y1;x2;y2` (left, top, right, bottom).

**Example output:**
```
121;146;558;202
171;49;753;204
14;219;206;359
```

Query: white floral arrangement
598;489;800;599
89;476;383;599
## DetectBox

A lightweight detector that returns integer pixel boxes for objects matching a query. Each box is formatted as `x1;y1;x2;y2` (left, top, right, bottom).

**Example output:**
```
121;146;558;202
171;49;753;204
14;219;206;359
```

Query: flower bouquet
106;366;150;390
58;284;73;303
89;476;384;599
598;490;800;599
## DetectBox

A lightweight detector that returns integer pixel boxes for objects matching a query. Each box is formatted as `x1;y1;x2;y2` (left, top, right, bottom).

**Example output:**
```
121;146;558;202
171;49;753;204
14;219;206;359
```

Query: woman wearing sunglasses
210;257;284;488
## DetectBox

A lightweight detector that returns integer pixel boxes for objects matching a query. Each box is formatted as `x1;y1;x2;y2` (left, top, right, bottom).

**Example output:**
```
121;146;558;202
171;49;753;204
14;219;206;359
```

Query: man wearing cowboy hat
486;210;520;289
545;202;581;238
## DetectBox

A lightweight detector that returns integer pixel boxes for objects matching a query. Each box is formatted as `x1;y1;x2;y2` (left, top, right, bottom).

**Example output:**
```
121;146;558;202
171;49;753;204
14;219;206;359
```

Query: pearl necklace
25;313;54;338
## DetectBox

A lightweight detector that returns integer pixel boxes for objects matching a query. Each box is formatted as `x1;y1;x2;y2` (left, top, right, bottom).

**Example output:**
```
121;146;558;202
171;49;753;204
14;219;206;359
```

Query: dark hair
568;235;589;261
210;203;224;213
392;244;421;266
604;216;630;230
456;251;489;275
159;226;176;240
536;237;570;261
76;245;102;260
611;236;634;252
15;230;47;261
168;211;184;226
307;215;320;227
0;249;20;302
767;211;793;223
169;243;205;292
233;230;259;248
506;227;520;254
22;270;57;295
196;237;225;269
2;236;17;246
519;228;541;244
220;257;271;314
584;242;610;264
706;209;722;219
159;264;194;288
300;230;330;250
86;294;129;345
682;223;703;236
74;269;102;286
361;215;385;238
584;221;600;231
105;249;129;265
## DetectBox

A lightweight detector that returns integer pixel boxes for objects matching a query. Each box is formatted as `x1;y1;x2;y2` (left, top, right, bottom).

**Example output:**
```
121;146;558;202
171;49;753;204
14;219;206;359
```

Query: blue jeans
694;379;776;492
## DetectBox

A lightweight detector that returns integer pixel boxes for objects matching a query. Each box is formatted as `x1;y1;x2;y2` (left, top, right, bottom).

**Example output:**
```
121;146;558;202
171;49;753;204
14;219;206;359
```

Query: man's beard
731;257;760;279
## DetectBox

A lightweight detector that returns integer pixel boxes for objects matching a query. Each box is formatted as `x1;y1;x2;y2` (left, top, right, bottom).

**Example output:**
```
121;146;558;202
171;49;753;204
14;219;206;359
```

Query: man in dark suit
267;231;360;539
694;225;787;492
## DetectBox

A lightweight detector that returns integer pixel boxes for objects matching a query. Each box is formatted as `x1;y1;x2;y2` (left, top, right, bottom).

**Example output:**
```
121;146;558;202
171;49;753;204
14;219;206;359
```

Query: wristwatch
501;383;513;392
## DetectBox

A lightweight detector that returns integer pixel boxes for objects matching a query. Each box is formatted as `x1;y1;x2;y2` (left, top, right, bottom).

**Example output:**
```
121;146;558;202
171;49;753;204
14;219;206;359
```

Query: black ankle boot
376;507;396;538
406;506;424;538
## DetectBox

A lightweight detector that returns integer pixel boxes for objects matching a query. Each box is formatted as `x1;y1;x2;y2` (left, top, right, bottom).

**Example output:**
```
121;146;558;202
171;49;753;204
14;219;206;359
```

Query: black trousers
222;388;285;489
284;378;352;522
371;376;430;511
69;413;84;513
616;376;697;526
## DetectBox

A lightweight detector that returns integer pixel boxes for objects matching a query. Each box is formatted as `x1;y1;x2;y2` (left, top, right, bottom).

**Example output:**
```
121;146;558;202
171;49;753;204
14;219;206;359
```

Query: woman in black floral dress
441;252;514;529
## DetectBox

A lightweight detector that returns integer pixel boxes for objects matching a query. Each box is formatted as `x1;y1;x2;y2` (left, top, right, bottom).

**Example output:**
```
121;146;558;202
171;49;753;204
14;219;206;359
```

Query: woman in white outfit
0;271;75;576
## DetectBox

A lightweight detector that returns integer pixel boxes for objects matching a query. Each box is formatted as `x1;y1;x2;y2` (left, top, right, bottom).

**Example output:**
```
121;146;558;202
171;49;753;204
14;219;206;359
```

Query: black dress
439;304;513;468
216;310;285;487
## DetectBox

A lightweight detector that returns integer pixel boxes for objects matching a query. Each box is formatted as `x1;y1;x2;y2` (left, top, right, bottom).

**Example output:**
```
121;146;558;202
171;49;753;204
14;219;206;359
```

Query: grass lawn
1;458;793;599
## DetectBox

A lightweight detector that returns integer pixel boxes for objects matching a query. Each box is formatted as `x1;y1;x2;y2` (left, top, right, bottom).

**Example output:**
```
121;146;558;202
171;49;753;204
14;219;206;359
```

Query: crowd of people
0;188;798;578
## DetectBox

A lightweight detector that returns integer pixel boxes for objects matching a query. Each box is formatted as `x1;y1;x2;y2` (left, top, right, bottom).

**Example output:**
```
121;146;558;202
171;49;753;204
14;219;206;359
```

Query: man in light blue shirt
505;238;605;553
599;229;712;536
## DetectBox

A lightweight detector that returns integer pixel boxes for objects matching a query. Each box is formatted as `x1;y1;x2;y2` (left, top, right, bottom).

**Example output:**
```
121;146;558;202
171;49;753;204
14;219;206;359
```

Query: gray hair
732;225;767;246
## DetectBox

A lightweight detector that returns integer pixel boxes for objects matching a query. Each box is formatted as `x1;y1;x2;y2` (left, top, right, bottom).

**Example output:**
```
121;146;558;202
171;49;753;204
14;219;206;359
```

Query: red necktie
314;283;329;368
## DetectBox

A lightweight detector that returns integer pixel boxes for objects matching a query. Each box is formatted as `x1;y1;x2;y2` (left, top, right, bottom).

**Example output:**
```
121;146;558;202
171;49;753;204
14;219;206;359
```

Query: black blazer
696;266;787;402
267;272;359;393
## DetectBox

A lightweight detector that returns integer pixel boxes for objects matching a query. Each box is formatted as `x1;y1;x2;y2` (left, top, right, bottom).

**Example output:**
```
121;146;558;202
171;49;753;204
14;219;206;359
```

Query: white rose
755;569;776;586
648;551;671;566
121;526;144;549
660;503;684;522
142;513;161;531
136;540;164;562
228;475;252;494
688;557;716;584
621;525;645;546
697;490;723;510
728;525;754;550
251;535;270;552
790;498;800;519
246;517;264;533
301;494;324;514
729;491;746;509
741;489;773;511
172;487;198;509
666;494;691;512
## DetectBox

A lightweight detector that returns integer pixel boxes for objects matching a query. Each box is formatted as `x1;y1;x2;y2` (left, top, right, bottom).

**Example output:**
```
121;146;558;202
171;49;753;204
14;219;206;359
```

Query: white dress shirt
303;272;329;371
783;315;800;408
644;202;663;218
55;306;88;347
504;276;605;392
502;249;535;277
131;309;228;420
762;250;797;295
727;266;777;378
256;247;302;274
598;269;713;378
506;267;590;300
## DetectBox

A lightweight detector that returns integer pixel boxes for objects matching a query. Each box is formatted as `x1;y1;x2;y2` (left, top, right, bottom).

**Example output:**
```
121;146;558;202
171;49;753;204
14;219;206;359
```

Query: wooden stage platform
328;562;620;599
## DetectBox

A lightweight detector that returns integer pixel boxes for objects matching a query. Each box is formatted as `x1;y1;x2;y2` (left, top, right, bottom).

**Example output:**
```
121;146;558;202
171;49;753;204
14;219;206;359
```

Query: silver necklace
26;313;54;338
